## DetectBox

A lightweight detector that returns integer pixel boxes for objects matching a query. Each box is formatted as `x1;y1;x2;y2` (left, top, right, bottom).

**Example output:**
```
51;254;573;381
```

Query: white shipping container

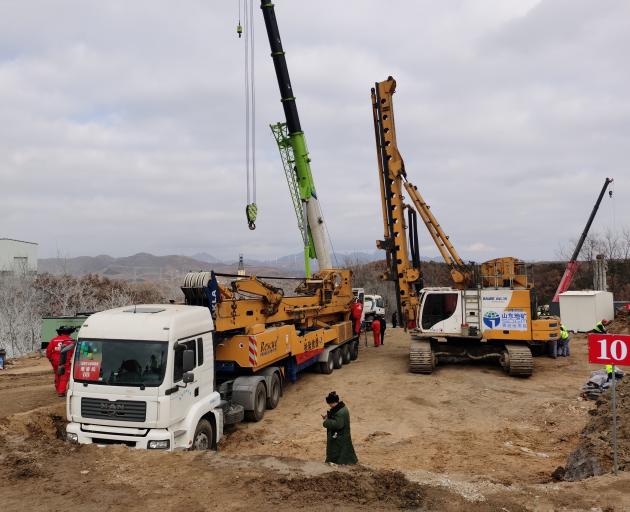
0;238;38;273
559;291;614;332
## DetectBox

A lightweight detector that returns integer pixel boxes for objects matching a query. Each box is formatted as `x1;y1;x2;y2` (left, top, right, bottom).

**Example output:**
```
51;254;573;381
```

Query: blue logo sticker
483;311;501;329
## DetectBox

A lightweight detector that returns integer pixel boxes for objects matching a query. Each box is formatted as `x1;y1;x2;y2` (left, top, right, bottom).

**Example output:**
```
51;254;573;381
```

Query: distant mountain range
38;250;438;282
38;252;286;282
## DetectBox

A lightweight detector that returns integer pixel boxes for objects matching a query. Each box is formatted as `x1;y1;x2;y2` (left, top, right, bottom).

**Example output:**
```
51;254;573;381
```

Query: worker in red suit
351;299;363;336
45;326;76;396
371;317;381;347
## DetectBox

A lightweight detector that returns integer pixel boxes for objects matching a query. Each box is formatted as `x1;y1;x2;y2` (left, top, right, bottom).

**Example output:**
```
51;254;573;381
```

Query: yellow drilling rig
372;76;559;376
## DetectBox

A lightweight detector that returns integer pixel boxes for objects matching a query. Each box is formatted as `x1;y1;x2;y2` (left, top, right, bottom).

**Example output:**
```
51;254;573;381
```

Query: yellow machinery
182;269;358;384
372;76;559;376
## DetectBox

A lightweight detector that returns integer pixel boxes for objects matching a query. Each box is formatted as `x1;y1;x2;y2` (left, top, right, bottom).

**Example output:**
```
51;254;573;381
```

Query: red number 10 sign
588;334;630;366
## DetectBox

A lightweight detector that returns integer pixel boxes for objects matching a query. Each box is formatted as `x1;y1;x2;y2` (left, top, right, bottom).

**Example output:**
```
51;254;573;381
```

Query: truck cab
66;305;224;451
363;294;385;322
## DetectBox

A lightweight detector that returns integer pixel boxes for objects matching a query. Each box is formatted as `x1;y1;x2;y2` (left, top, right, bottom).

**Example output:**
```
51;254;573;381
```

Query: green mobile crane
260;1;332;277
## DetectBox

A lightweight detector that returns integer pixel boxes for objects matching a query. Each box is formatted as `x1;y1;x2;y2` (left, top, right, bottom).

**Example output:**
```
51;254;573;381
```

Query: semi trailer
65;270;358;450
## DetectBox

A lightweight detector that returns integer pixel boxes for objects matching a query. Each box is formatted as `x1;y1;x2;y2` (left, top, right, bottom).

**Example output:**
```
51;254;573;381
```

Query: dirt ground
1;329;629;511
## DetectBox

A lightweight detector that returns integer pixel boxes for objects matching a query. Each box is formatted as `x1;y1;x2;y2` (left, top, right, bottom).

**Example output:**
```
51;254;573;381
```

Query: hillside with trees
347;228;630;314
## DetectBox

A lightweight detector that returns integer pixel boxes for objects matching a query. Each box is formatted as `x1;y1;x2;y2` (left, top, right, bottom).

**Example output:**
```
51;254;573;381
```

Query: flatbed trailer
65;269;359;450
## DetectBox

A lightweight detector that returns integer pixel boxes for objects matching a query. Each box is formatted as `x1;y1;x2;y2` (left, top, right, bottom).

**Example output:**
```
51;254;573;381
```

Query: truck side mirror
57;366;66;375
183;349;195;373
183;371;194;384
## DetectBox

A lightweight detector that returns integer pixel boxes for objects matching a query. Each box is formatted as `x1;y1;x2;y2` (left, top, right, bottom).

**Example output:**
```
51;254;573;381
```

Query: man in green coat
322;391;358;465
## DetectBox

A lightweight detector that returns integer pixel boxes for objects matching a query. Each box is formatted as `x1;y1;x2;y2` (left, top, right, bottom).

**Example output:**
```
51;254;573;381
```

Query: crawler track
409;341;434;374
502;343;533;377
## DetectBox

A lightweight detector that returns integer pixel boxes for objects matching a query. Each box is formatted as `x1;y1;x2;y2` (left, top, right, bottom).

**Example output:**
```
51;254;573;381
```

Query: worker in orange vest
45;326;76;396
371;317;381;347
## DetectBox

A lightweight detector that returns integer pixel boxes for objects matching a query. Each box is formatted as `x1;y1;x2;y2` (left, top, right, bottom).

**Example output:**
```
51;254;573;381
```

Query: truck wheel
191;419;213;451
332;349;343;369
350;340;359;361
245;382;267;422
266;373;281;410
341;344;351;364
319;352;334;375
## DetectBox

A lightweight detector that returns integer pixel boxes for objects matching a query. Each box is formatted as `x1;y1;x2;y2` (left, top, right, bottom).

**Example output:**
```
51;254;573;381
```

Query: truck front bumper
66;422;174;450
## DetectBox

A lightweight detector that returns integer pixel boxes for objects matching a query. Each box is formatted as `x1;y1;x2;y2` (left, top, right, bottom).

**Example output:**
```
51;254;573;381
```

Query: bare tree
0;263;41;357
101;287;134;310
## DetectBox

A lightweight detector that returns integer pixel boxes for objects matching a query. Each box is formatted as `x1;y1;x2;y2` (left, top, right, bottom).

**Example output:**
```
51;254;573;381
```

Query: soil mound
274;469;425;509
264;467;527;511
0;404;73;480
562;378;629;480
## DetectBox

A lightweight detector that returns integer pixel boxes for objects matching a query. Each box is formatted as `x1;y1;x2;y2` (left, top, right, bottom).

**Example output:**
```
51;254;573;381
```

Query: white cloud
0;0;628;263
465;243;497;253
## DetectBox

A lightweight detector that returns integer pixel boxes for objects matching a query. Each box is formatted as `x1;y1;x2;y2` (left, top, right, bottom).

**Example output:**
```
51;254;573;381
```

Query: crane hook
246;203;258;230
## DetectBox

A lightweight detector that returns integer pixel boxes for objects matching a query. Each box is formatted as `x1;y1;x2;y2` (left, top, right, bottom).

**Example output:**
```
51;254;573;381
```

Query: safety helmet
56;325;77;335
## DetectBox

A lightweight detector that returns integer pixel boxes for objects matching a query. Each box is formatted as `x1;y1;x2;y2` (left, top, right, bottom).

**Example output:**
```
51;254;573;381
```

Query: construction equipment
64;2;357;451
549;177;614;315
261;0;332;277
66;269;358;450
372;76;559;376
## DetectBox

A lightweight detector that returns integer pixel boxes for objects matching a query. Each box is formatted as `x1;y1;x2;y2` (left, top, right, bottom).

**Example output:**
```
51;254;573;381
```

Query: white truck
65;300;358;451
363;294;385;323
352;289;386;326
66;305;232;450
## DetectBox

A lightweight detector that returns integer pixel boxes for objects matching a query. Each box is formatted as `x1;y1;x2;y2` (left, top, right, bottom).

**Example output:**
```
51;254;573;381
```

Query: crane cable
240;0;257;230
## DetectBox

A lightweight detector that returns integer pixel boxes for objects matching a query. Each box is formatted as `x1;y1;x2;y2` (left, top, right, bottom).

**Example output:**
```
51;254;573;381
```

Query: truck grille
81;398;147;422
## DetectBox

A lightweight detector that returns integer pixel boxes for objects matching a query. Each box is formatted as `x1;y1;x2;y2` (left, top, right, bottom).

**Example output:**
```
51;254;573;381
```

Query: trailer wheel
332;349;343;369
266;373;281;410
319;352;334;375
341;344;351;364
245;382;267;422
191;419;213;451
350;340;359;361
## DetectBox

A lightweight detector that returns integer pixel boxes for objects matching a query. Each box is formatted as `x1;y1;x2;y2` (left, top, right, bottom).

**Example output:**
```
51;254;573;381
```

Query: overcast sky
1;0;628;263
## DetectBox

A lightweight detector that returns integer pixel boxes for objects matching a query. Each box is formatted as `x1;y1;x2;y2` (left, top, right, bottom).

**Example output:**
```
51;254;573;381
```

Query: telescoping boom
551;177;614;307
260;1;332;276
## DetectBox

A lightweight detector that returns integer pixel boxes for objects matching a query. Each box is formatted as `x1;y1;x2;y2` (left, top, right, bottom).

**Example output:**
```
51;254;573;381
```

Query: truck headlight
67;433;78;443
148;440;170;450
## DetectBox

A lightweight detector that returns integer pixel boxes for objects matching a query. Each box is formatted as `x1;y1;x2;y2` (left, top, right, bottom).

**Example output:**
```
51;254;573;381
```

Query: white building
559;290;614;333
0;238;38;273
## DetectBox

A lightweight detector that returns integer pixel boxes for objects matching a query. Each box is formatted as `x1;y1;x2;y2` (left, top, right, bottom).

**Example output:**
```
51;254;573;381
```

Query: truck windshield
73;339;168;387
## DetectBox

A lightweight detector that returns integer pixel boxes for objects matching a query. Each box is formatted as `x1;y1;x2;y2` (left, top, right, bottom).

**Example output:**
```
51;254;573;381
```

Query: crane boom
372;77;472;310
402;181;470;286
260;1;332;276
551;177;614;304
372;78;421;327
372;77;530;299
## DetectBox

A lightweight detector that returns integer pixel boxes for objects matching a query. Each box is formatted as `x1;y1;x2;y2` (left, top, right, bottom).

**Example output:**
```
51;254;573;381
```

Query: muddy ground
1;329;629;511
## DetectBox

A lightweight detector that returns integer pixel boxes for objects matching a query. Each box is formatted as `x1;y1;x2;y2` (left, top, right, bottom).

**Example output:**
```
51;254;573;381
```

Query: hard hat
602;319;611;325
56;325;77;334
